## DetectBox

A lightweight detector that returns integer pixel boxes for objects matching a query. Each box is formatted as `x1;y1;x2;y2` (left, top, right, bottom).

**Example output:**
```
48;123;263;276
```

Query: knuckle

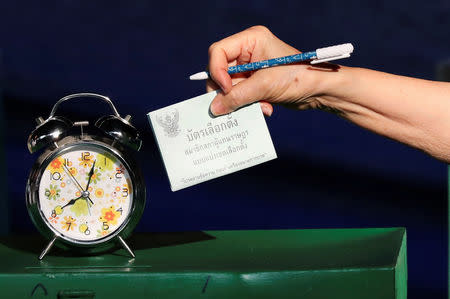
227;89;242;110
248;25;272;36
208;42;218;55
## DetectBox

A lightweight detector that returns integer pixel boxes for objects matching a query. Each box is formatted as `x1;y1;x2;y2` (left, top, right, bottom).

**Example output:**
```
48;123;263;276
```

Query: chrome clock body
26;136;145;255
26;93;145;259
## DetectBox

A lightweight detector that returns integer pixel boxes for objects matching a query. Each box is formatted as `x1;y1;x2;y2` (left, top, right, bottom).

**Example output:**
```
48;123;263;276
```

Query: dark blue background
0;1;448;297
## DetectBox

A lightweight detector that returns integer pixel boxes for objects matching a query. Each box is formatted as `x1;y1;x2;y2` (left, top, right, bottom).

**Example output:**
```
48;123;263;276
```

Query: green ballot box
0;228;406;298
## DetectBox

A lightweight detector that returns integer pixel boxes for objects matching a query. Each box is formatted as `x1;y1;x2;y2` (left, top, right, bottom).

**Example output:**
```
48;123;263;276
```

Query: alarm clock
26;93;146;260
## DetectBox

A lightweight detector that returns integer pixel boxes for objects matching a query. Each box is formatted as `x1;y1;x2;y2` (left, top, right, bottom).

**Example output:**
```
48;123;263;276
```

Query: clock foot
39;235;57;260
118;236;135;258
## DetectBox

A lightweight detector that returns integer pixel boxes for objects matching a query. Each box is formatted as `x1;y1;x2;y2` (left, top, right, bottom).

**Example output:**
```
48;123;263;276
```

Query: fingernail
210;99;226;117
261;104;272;117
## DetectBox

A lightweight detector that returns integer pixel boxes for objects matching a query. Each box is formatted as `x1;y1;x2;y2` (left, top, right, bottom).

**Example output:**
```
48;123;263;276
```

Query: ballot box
0;228;406;298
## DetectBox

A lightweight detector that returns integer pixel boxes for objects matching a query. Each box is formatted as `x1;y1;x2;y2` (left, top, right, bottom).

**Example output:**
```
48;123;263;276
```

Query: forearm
318;66;450;161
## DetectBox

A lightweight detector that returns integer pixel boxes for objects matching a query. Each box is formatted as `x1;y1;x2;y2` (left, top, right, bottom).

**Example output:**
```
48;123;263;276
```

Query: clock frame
26;93;145;260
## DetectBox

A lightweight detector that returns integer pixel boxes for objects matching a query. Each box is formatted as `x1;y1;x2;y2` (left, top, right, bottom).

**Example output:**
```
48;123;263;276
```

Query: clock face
37;144;133;243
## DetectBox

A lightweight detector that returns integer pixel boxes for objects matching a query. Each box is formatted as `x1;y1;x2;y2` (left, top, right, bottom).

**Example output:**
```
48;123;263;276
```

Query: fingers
208;26;270;94
208;44;236;94
260;101;273;117
206;78;220;92
210;73;268;116
206;76;248;93
206;26;289;117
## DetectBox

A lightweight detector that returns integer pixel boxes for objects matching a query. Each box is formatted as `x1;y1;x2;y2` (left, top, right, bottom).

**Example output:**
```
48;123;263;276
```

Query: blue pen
189;43;354;80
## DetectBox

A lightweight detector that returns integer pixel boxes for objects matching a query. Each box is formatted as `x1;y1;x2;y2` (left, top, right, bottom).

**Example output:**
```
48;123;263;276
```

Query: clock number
63;158;72;167
115;167;123;179
85;229;91;235
122;188;129;197
50;171;61;181
66;222;72;231
102;222;109;231
116;207;123;215
81;152;91;161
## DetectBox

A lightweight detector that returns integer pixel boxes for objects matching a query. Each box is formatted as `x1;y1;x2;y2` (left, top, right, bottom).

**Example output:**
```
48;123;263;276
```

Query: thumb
210;75;267;116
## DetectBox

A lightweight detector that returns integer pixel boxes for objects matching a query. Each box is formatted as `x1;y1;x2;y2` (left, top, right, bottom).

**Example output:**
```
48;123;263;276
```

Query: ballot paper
147;91;277;191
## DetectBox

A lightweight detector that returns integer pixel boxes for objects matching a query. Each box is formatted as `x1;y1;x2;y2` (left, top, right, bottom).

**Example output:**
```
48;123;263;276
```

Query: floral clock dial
38;144;133;242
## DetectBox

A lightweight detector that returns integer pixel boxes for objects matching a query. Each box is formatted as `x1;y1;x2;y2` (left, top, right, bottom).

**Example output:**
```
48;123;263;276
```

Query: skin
207;26;450;162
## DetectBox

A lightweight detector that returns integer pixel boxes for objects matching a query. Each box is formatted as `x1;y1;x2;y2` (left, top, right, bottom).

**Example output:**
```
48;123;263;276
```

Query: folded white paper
148;91;277;191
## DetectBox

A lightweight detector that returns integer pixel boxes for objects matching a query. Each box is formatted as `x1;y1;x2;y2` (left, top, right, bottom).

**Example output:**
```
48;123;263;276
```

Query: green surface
0;228;406;298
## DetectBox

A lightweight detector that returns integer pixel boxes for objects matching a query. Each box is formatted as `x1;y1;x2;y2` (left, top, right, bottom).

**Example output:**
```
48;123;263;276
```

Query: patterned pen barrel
190;43;353;80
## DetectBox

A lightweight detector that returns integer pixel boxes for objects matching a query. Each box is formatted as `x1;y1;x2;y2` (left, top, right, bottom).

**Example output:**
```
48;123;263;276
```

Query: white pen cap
189;71;209;80
311;43;354;64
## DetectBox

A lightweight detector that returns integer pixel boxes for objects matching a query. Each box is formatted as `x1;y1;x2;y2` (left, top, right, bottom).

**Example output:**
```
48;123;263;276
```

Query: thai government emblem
156;109;180;137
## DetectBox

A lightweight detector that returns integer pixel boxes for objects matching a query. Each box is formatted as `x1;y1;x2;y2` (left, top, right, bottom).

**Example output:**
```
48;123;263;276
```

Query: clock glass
37;144;133;242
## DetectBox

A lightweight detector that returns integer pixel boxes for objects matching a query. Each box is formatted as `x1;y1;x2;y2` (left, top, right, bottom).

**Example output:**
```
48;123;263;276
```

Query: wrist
311;65;355;110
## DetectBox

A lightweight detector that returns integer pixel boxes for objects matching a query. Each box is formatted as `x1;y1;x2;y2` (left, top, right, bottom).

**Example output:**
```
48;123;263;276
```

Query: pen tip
189;72;209;80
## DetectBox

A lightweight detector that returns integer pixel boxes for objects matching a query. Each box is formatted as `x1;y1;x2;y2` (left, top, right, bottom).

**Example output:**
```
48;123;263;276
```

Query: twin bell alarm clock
26;93;146;260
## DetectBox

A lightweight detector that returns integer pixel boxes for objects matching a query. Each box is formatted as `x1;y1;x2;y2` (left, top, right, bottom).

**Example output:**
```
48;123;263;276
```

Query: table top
0;227;405;274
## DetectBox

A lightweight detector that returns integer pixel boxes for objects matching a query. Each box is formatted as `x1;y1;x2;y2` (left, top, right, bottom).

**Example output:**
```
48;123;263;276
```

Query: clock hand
85;198;91;215
82;161;96;206
62;195;83;209
85;160;96;191
62;164;84;193
62;164;94;205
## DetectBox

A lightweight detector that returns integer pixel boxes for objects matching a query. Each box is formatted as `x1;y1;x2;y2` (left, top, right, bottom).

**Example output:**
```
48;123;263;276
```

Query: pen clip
311;53;351;64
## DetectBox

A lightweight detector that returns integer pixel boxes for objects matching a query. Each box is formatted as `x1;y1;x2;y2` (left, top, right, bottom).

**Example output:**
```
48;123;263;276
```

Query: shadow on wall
0;49;9;235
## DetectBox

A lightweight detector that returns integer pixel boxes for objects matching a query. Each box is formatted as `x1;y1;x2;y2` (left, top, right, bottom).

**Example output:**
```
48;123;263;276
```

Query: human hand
207;26;337;117
206;27;450;163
